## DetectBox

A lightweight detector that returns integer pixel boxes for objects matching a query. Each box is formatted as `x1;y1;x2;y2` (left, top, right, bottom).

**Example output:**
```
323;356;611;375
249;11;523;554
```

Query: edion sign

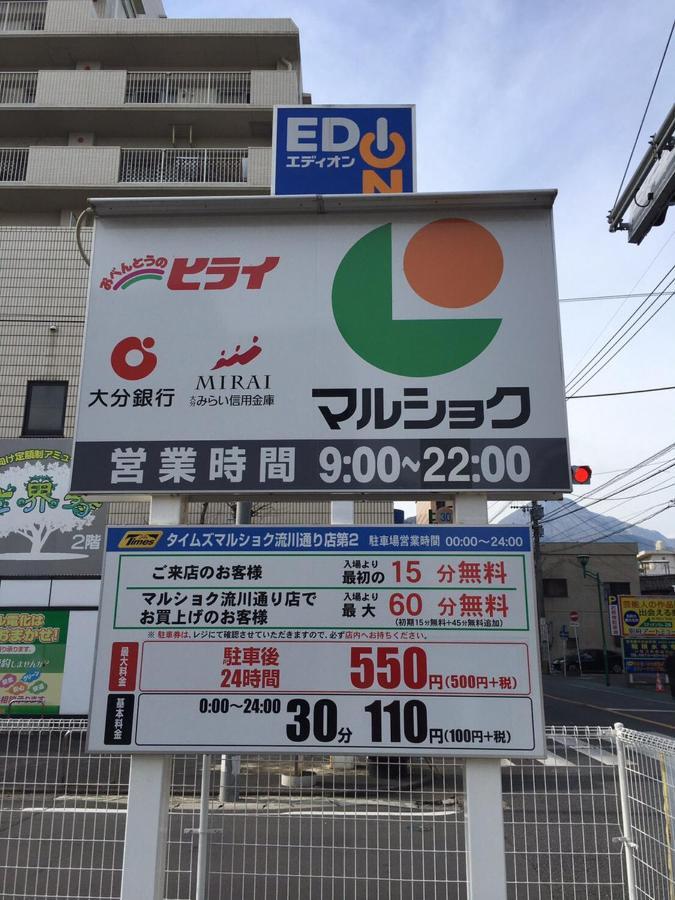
273;105;415;195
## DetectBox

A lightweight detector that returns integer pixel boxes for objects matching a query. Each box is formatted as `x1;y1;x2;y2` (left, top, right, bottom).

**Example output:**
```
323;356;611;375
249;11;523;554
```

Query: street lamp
577;555;610;687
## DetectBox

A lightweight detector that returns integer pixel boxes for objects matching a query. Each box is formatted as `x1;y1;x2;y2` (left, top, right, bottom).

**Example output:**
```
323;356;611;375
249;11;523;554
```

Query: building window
120;0;145;16
22;381;68;436
607;581;632;598
543;578;568;598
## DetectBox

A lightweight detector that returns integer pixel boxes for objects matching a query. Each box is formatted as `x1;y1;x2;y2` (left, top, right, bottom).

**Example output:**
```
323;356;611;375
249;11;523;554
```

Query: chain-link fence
0;719;673;899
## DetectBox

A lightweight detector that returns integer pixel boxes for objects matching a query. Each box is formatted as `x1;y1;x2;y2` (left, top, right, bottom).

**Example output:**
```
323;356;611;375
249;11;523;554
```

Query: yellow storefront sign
619;595;675;636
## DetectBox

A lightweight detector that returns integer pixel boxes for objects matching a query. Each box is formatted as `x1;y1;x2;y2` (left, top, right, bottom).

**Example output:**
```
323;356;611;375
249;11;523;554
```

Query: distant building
541;542;640;656
637;540;675;576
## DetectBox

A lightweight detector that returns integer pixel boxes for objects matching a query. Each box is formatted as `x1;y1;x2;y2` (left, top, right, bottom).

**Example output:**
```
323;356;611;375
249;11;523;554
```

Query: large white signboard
88;524;545;756
72;194;570;496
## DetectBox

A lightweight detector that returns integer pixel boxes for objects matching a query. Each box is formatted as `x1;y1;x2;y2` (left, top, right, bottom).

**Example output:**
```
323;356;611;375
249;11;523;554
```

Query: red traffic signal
571;465;592;485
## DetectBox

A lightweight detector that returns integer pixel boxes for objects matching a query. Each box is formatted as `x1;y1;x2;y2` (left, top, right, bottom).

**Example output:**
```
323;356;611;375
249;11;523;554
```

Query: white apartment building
0;0;391;714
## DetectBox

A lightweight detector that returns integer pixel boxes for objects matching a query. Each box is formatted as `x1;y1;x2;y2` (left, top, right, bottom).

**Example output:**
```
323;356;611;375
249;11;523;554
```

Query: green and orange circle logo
332;218;504;376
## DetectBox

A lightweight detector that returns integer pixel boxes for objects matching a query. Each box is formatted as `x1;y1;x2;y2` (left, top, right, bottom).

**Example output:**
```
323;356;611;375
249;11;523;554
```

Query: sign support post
120;495;185;900
455;493;508;900
218;501;249;804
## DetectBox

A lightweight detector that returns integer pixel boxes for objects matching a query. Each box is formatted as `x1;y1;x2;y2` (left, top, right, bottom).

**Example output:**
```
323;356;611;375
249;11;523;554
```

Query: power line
546;502;675;554
569;497;670;543
543;458;675;524
567;384;675;399
541;441;675;524
611;17;675;208
568;273;675;395
564;225;675;380
560;291;674;303
566;264;675;391
566;266;675;395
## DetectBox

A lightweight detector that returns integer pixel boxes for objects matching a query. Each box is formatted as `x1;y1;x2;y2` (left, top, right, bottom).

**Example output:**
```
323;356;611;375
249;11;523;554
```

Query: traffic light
571;465;592;485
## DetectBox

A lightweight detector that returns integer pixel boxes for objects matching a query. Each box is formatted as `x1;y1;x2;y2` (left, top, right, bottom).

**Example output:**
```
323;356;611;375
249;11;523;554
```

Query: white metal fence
0;720;673;899
0;1;47;31
0;148;28;181
118;148;248;184
0;72;37;104
125;72;251;105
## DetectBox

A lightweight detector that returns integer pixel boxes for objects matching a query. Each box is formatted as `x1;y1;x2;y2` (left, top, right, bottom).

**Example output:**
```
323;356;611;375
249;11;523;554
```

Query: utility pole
578;555;610;687
529;501;549;673
530;502;545;621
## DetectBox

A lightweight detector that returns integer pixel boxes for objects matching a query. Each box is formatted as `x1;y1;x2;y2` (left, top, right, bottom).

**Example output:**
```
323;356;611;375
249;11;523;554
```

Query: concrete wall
34;69;127;107
44;2;297;36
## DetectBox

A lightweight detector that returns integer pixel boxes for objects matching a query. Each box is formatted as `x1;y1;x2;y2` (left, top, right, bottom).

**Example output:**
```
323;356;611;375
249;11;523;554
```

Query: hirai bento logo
332;218;504;376
99;255;280;292
99;254;168;291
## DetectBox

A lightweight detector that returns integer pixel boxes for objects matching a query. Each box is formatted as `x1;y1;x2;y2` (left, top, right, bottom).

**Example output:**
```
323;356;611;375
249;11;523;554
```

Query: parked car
551;648;623;675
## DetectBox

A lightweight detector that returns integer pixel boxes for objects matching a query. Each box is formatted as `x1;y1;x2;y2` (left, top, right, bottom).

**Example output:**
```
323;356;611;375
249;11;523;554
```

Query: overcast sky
166;1;675;538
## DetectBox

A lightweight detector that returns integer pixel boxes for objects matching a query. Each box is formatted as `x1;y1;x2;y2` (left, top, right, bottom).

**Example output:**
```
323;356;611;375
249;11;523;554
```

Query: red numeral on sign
392;560;421;583
350;646;428;690
389;592;423;616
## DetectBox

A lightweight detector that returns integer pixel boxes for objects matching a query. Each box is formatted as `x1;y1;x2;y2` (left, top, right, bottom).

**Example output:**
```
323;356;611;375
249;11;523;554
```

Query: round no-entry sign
569;611;580;624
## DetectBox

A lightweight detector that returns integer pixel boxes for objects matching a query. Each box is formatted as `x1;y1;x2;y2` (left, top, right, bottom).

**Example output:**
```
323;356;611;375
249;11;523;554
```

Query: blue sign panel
273;105;415;195
623;637;675;674
106;524;531;554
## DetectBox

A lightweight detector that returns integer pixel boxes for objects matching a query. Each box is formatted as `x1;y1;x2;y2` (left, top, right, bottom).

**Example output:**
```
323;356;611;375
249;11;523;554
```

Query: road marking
537;752;575;768
544;692;675;733
551;735;617;766
546;679;675;707
608;708;674;713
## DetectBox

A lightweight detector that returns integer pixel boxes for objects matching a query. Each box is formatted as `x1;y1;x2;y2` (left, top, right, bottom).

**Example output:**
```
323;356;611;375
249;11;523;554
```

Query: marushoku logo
332;218;504;376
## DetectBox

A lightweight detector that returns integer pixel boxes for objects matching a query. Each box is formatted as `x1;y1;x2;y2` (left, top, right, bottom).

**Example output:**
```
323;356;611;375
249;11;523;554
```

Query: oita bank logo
332;218;504;376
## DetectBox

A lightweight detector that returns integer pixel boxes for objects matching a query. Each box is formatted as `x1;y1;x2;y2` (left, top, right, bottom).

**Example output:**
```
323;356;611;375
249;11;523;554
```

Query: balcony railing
0;1;46;31
0;148;28;181
125;72;251;105
0;71;37;103
119;148;249;184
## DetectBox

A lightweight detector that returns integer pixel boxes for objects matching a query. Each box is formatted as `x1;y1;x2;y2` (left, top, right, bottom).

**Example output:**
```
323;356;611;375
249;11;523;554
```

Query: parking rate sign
273;106;415;195
87;525;545;757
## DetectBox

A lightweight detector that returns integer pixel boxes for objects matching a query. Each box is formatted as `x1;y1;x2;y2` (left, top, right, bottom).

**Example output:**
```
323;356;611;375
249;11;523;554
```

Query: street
543;673;675;736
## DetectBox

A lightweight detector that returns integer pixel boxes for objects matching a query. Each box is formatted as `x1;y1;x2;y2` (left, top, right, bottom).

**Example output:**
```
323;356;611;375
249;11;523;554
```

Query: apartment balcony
125;72;254;105
0;1;300;69
0;2;47;32
0;145;271;211
0;71;37;103
119;148;254;184
0;68;299;139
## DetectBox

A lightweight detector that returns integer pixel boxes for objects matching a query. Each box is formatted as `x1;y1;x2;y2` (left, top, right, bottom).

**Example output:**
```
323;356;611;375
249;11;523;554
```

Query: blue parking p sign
272;105;416;195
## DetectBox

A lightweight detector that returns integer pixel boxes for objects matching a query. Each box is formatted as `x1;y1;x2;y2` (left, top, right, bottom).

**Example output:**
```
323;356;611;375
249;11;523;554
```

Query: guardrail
0;1;46;31
0;71;37;103
0;147;28;181
125;71;251;105
0;720;672;898
119;147;248;184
